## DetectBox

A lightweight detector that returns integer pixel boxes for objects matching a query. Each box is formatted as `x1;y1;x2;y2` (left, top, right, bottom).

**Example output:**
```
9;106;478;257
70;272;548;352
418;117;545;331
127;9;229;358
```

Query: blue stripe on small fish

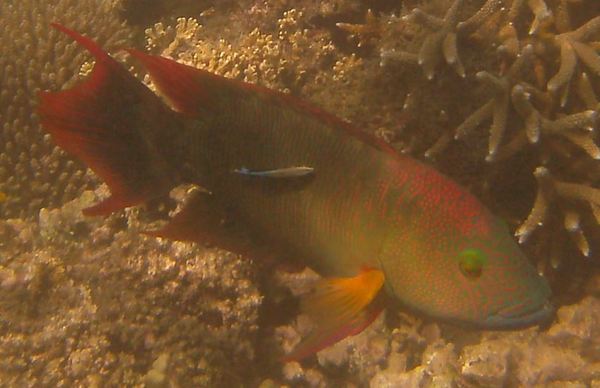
233;166;314;178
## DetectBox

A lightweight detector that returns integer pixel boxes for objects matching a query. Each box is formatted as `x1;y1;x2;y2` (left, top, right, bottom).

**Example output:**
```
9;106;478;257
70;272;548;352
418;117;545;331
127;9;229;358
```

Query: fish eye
458;248;486;279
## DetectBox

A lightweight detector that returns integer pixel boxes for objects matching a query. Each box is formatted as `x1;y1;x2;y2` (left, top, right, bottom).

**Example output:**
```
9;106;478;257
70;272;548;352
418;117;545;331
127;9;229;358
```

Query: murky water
0;0;599;386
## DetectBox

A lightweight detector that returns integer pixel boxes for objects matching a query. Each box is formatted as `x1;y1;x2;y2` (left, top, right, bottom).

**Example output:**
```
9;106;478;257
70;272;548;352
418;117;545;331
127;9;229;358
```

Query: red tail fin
38;24;180;216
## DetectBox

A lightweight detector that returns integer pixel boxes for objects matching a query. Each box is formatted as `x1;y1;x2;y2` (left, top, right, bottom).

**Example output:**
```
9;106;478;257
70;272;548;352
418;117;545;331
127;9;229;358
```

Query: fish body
181;77;551;327
39;25;553;359
183;79;392;278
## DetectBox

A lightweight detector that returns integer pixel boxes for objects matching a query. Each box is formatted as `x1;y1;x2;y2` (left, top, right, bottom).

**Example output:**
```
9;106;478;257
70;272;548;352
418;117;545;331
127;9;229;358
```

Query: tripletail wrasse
39;24;553;360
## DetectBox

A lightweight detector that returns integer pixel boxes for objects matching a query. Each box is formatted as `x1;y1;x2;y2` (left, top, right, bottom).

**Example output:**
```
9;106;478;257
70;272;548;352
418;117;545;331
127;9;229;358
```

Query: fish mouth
484;299;555;329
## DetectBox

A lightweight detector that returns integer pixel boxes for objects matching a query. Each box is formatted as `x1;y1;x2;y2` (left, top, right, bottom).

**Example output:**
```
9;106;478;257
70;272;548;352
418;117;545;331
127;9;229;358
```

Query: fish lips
483;299;555;330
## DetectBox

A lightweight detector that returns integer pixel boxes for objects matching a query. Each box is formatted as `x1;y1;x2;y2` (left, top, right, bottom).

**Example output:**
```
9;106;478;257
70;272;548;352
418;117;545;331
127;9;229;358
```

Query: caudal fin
38;24;181;216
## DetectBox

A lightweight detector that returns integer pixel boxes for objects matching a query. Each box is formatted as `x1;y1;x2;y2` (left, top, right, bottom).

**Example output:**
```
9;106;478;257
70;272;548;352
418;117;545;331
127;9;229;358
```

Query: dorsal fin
126;49;212;117
126;50;398;156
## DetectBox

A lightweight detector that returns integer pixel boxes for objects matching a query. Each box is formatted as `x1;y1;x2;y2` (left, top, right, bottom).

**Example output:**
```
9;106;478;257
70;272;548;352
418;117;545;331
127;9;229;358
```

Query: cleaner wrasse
38;24;553;360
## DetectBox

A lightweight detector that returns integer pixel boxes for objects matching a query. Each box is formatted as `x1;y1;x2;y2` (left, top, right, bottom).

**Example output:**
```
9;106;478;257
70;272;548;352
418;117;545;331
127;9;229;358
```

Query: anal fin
144;189;255;257
283;267;386;362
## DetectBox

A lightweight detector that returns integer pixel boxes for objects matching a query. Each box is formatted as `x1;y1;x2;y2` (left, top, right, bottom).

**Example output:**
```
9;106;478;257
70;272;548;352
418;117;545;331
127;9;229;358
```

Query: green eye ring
458;248;486;279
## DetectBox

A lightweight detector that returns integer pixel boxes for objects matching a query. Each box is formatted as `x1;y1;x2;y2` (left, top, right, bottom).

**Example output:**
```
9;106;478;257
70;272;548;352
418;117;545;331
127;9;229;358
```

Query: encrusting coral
0;0;134;218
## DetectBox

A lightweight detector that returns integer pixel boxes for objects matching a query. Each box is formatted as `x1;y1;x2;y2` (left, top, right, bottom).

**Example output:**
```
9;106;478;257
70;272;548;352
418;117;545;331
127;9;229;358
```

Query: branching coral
457;0;503;33
516;166;600;260
510;84;599;159
451;10;599;162
498;1;600;263
375;0;600;273
145;11;339;92
523;0;554;34
0;0;134;218
547;15;600;101
336;9;382;49
382;0;468;79
454;45;535;161
144;10;372;122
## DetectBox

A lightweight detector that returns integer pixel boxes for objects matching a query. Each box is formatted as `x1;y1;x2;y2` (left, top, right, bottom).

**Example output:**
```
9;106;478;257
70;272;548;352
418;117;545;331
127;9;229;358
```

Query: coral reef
139;0;600;279
388;0;468;79
142;9;370;122
137;3;599;380
0;0;134;218
454;44;535;160
3;0;600;384
0;188;261;385
372;0;600;279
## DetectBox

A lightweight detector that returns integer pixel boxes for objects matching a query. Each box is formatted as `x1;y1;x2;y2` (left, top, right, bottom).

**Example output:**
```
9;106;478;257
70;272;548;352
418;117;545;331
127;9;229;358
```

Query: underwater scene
1;0;600;386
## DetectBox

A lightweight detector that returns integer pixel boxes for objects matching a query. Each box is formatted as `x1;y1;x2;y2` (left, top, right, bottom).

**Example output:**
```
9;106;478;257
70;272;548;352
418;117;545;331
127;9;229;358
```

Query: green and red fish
38;24;553;360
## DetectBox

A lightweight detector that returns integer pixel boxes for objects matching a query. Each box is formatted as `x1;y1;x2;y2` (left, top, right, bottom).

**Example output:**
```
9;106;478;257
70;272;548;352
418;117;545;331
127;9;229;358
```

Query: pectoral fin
283;267;385;362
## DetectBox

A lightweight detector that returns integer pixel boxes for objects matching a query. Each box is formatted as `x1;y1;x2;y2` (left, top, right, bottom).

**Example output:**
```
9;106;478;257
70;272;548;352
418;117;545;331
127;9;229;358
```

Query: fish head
380;208;553;329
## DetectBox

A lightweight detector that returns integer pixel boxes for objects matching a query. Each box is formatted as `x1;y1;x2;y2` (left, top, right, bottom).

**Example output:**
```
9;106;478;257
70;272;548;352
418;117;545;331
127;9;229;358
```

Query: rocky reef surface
0;188;262;386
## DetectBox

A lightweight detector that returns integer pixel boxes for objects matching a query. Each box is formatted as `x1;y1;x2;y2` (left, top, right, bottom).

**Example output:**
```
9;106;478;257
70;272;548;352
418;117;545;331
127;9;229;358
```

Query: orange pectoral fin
283;267;386;362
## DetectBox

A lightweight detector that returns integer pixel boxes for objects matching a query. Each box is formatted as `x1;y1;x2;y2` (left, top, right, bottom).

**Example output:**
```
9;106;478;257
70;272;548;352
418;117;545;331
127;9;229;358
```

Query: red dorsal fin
38;24;179;216
126;49;212;117
127;49;398;155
